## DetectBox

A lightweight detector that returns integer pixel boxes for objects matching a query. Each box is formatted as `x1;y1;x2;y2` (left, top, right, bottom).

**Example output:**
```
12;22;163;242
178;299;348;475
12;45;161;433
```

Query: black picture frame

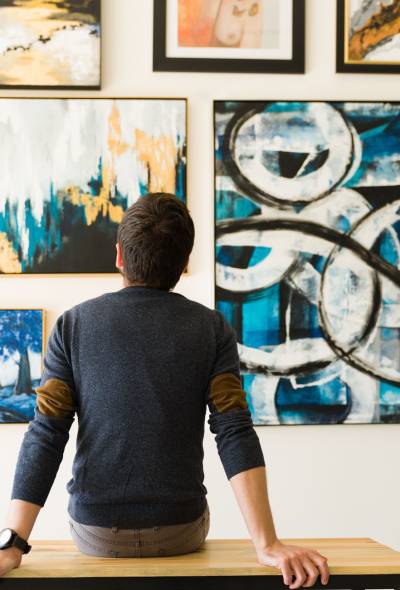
213;99;400;427
153;0;305;74
337;0;400;74
0;0;102;90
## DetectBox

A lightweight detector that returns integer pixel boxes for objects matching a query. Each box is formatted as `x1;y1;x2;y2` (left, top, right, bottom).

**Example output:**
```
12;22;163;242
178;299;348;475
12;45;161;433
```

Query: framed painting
0;0;101;89
0;98;187;275
0;309;44;424
215;100;400;426
337;0;400;73
153;0;305;73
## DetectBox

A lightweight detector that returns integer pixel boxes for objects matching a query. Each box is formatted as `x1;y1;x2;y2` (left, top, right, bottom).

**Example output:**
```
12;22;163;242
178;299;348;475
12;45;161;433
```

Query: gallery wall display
215;100;400;426
154;0;305;73
0;0;101;89
337;0;400;73
0;309;44;424
0;98;187;274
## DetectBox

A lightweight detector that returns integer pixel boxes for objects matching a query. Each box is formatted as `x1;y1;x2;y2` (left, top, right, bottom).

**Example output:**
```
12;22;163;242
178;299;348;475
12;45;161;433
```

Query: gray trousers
69;504;210;558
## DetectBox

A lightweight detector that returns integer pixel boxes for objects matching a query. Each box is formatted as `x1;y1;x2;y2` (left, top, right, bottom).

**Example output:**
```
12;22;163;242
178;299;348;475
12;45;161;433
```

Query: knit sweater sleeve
11;314;77;507
207;312;265;480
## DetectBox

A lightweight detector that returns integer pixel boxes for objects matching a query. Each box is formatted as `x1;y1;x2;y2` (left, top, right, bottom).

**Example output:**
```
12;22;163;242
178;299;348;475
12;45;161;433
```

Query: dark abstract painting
215;100;400;425
0;0;101;88
0;309;43;424
0;98;187;274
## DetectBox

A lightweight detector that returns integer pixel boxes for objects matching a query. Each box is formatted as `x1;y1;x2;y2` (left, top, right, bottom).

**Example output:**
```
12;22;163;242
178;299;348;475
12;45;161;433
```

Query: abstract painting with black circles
215;100;400;425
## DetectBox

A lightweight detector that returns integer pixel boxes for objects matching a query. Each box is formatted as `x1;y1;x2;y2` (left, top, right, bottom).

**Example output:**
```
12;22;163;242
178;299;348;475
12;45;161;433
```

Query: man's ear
116;242;124;272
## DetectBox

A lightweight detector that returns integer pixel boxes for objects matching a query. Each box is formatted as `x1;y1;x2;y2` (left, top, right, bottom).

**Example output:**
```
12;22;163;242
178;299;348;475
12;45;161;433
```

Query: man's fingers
301;558;319;588
280;558;293;587
311;552;330;585
289;558;307;590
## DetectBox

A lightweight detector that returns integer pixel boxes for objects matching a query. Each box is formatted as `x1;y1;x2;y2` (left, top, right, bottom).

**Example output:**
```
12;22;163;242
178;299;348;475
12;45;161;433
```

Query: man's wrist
2;546;24;557
254;534;280;553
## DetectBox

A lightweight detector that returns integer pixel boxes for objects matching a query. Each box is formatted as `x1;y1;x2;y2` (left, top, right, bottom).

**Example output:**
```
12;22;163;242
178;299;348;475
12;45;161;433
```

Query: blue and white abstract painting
0;309;43;423
215;101;400;425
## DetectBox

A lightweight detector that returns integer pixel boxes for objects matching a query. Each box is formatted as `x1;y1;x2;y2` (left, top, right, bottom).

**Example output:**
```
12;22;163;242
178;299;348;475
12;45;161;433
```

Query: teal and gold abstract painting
0;309;44;423
0;98;187;274
215;100;400;425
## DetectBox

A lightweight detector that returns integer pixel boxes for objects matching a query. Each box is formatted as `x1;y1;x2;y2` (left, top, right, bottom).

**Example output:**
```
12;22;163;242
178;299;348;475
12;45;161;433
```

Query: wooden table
2;538;400;589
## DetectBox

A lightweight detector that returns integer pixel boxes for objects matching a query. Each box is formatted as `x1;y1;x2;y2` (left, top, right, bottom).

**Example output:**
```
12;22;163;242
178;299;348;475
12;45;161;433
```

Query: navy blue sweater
12;287;265;528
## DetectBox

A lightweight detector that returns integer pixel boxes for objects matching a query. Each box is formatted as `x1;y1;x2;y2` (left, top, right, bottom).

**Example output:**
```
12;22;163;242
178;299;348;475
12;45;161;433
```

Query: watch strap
11;532;32;555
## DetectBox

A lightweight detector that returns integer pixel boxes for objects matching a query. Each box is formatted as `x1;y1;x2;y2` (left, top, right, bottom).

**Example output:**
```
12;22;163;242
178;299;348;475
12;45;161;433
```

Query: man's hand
0;548;22;577
256;540;329;589
230;468;329;589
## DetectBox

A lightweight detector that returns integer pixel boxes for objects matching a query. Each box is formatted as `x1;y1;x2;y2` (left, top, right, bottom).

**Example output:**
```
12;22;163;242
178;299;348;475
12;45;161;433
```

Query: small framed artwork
153;0;305;73
0;0;101;89
0;98;187;275
337;0;400;73
0;309;45;424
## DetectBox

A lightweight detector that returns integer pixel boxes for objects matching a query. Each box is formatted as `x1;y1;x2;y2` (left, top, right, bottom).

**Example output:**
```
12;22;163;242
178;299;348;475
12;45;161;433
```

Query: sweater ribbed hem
68;495;207;528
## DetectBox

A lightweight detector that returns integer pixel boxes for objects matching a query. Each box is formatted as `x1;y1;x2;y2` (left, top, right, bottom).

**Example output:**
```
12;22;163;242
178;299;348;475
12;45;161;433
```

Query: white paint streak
248;374;279;425
238;339;334;374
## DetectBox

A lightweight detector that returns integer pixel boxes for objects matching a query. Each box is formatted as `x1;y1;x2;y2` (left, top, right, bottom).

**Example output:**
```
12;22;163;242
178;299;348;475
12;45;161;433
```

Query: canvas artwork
215;100;400;425
154;0;304;73
0;98;187;274
0;309;44;424
0;0;101;88
337;0;400;73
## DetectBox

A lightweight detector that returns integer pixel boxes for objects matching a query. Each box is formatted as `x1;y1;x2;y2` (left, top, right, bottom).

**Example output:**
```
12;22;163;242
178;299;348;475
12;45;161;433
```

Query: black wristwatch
0;529;31;554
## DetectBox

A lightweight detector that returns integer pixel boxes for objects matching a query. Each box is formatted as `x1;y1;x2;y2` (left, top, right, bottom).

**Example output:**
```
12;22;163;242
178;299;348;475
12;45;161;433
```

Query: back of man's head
117;192;195;291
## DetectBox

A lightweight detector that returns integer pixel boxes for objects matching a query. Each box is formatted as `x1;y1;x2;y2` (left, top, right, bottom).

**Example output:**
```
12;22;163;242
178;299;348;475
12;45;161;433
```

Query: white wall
1;0;399;549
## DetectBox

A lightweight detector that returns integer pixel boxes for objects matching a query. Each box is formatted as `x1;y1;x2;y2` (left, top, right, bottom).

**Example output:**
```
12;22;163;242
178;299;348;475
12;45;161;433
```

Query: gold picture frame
0;97;188;277
337;0;400;73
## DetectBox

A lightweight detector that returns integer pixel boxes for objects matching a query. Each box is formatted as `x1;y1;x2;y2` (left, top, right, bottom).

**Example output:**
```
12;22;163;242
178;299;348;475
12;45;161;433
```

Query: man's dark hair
117;192;195;291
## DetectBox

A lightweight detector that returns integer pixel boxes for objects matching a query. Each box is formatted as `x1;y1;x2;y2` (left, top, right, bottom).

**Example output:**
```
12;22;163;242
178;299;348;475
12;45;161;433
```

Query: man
0;193;329;588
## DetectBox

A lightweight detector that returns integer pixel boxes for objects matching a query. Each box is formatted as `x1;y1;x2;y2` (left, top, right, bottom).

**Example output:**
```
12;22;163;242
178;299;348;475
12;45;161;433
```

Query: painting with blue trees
215;100;400;425
0;309;44;423
0;98;187;274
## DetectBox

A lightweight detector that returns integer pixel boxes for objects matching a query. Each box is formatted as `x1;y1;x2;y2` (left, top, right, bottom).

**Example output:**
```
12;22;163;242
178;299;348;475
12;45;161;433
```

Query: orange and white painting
167;0;293;59
0;0;100;88
345;0;400;64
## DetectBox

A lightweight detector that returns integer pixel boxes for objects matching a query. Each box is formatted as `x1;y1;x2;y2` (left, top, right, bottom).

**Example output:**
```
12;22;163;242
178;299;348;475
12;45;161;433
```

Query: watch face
0;529;13;548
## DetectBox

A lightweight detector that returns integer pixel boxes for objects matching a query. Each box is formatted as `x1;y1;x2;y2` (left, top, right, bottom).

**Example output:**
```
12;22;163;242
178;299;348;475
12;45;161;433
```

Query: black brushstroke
240;356;332;379
354;186;400;209
2;23;93;58
278;151;309;178
279;281;291;343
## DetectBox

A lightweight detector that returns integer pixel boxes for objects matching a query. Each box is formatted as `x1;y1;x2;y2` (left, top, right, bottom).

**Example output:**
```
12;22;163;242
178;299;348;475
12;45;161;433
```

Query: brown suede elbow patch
35;379;76;418
209;373;248;414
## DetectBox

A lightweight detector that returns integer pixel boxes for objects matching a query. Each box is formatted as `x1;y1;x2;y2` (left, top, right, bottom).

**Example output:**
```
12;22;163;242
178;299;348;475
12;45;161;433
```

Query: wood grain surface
5;538;400;579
